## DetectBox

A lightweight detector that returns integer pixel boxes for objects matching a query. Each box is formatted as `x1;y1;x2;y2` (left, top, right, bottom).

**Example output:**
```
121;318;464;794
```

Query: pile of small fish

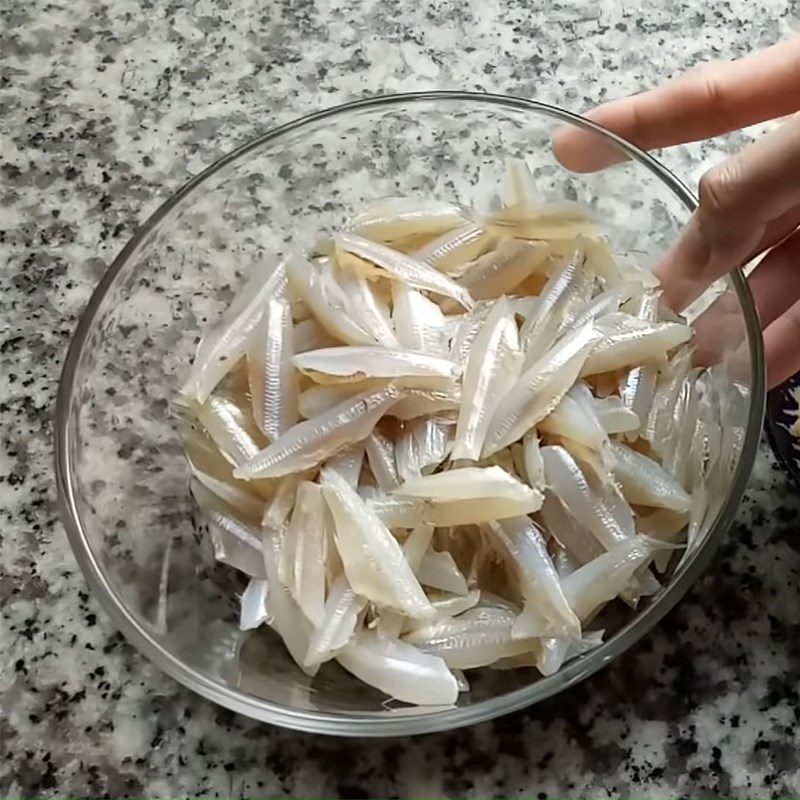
178;161;724;707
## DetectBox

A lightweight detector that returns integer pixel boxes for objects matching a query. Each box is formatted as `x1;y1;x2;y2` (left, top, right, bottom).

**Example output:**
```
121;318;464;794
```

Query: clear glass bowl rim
54;90;766;737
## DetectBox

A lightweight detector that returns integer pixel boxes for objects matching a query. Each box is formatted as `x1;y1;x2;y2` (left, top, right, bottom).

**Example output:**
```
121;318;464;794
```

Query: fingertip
551;124;625;173
653;219;715;313
689;291;745;370
551;126;597;172
653;260;694;312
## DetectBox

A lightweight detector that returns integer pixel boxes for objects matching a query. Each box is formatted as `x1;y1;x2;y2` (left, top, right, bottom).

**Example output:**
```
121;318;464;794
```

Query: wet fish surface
181;167;709;707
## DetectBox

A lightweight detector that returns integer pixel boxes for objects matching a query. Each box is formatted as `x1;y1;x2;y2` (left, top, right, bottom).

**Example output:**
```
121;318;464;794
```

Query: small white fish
637;508;690;539
395;421;422;483
394;466;534;503
336;232;475;310
321;468;434;619
323;504;344;588
323;441;365;488
239;578;269;631
555;436;612;489
510;442;528;483
537;629;604;677
235;383;402;479
488;204;599;242
345;196;468;248
583;239;661;289
455;238;549;303
625;289;661;322
298;380;385;419
637;507;689;573
402;523;435;572
293;346;460;383
279;482;327;626
609;441;691;513
182;178;708;700
261;531;318;676
336;629;458;706
560;536;673;620
602;481;637;540
189;466;265;527
198;500;266;579
643;347;694;456
483;322;600;455
581;237;621;286
412;222;492;275
286;257;376;346
538;383;608;451
522;433;546;492
684;482;709;561
701;419;744;539
410;416;453;475
616;291;663;438
404;606;533;669
663;371;702;489
395;465;543;526
447;302;494;365
181;260;287;403
293;317;340;353
592;395;640;435
558;282;642;338
484;517;580;638
538;490;605;566
402;589;482;630
365;429;401;490
503;157;538;209
338;271;400;349
541;446;631;551
261;473;303;530
191;395;267;467
391;282;448;356
690;406;722;486
417;550;469;595
247;292;298;441
621;365;658;442
389;387;461;420
182;422;258;486
520;248;594;364
303;574;366;667
366;495;427;528
581;313;692;376
452;298;523;461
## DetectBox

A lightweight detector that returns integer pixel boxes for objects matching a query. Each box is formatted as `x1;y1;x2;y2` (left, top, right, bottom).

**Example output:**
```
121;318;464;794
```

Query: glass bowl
55;92;765;736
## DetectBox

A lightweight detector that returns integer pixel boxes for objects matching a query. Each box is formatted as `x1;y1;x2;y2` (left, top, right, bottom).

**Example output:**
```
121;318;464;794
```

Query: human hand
553;37;800;389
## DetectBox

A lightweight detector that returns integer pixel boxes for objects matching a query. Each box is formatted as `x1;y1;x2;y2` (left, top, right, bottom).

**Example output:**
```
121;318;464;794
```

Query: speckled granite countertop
3;1;800;797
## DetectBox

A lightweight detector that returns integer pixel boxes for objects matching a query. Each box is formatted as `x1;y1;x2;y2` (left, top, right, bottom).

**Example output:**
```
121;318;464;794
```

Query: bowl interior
57;94;762;734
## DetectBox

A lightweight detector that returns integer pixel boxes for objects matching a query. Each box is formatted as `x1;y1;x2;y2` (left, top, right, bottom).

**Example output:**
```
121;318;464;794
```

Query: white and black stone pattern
2;0;799;797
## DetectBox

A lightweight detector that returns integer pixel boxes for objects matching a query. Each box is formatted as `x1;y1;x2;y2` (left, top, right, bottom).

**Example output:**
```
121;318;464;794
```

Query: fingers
684;227;800;387
765;299;800;389
655;115;800;311
690;290;748;372
746;204;800;265
748;227;800;328
553;36;800;172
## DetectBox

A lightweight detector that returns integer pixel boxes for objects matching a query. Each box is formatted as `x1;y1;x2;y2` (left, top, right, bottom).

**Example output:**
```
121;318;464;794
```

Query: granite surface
2;0;800;797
